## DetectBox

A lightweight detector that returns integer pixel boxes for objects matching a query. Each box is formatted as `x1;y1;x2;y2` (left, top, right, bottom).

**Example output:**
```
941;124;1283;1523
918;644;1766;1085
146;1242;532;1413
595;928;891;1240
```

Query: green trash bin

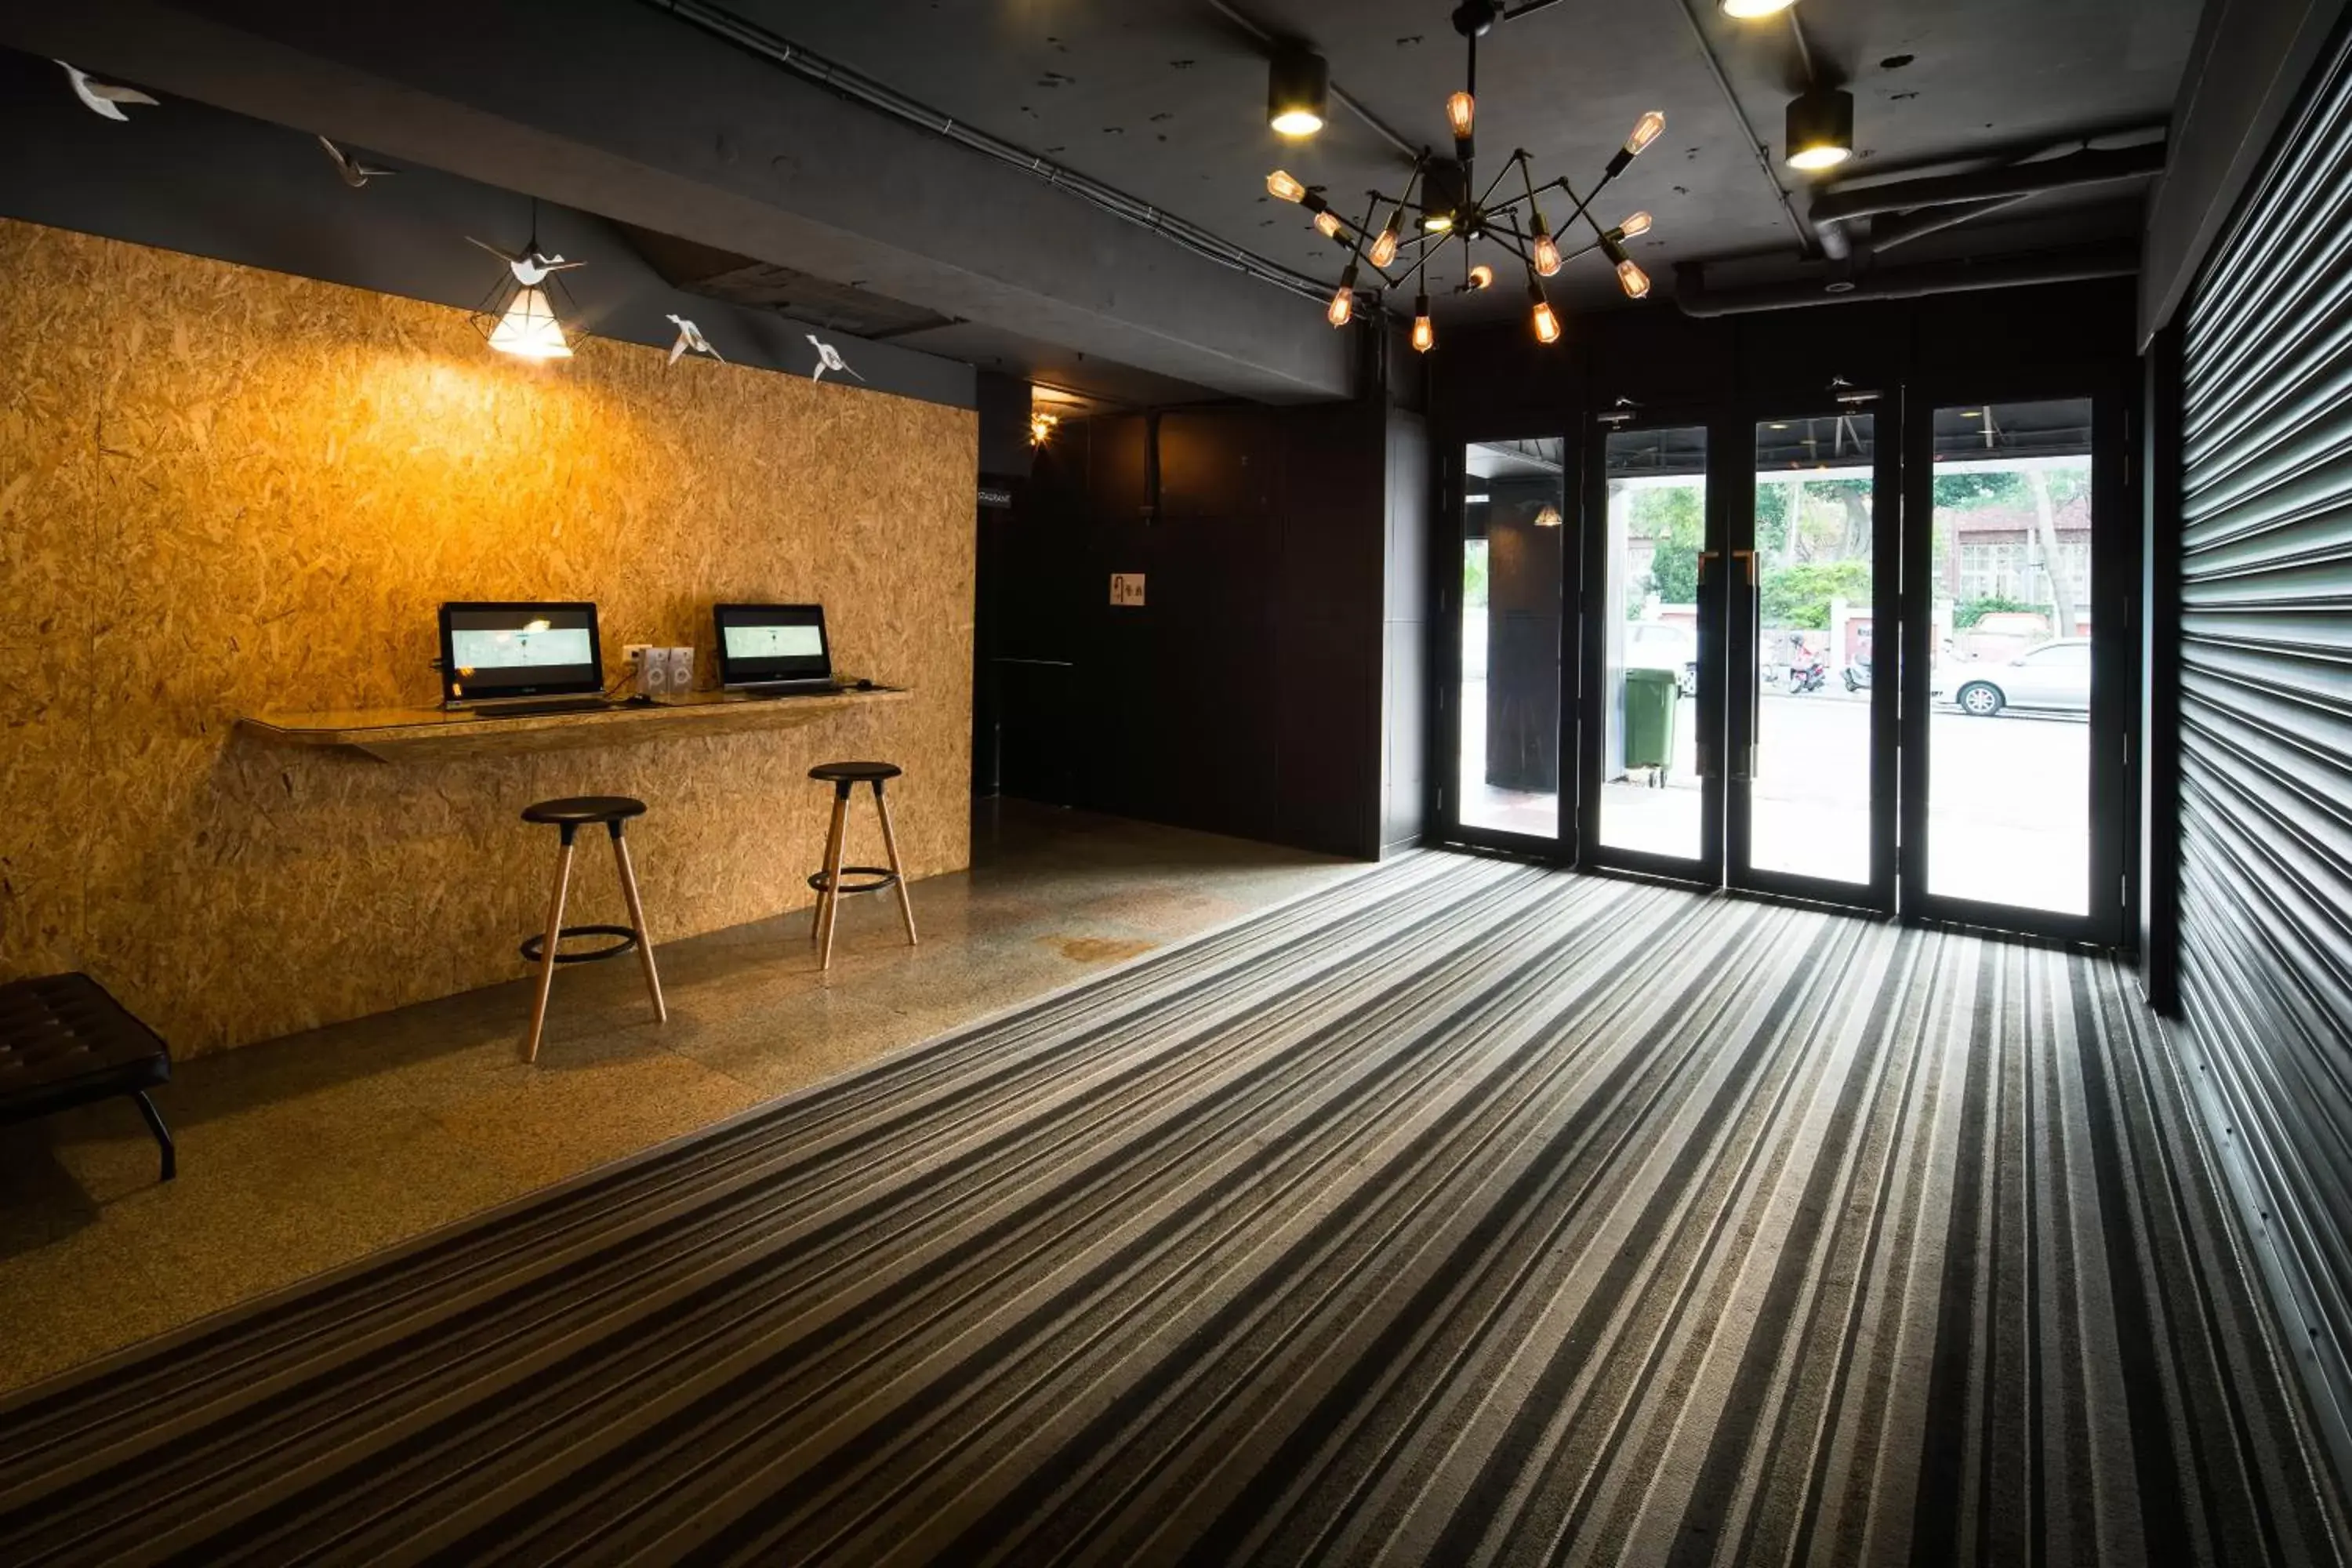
1623;667;1679;783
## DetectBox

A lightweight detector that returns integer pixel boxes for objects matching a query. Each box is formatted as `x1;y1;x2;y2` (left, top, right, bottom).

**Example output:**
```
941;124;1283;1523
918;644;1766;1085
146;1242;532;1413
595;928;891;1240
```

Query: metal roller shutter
2177;16;2352;1488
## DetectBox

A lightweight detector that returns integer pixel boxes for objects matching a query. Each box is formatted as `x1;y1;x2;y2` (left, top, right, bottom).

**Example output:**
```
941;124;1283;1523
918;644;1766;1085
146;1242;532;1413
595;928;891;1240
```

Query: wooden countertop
238;687;909;762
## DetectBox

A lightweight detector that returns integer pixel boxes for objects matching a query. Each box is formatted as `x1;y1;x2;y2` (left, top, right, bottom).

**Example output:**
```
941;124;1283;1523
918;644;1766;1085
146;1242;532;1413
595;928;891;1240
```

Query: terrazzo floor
0;800;1362;1395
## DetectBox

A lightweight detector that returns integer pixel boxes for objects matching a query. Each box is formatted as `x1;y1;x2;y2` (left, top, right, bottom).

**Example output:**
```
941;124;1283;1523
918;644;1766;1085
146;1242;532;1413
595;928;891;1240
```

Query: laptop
438;601;613;713
714;603;839;694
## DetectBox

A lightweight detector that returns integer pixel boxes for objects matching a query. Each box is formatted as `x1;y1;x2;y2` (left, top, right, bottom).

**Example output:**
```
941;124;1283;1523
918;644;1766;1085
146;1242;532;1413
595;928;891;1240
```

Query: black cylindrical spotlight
1420;157;1468;230
1268;46;1329;137
1784;86;1854;171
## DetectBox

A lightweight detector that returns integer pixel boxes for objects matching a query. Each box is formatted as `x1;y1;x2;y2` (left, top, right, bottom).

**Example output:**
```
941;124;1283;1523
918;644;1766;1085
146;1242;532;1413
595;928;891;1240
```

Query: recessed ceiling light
1719;0;1798;16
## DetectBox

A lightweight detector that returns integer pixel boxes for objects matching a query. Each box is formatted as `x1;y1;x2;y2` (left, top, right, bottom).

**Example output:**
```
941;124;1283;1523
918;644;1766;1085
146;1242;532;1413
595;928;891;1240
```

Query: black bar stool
807;761;917;970
519;796;666;1062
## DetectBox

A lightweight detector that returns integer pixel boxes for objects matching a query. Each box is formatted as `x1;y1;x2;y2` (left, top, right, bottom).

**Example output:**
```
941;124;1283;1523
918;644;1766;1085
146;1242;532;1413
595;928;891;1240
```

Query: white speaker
666;647;695;695
637;646;672;699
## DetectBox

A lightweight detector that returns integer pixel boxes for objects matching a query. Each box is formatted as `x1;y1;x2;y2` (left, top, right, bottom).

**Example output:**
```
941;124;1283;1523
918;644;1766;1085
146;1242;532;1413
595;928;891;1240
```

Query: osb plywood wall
0;219;975;1054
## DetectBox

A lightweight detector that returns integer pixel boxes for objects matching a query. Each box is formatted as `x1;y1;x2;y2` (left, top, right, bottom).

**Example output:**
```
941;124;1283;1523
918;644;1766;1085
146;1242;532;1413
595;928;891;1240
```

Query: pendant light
1785;86;1854;170
1327;262;1359;327
1411;294;1435;353
1529;276;1561;344
467;198;585;361
488;287;571;359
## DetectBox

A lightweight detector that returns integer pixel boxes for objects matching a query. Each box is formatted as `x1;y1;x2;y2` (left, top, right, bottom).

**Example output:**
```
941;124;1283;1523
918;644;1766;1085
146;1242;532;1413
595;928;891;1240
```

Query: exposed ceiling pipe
1868;195;2030;252
1810;140;2167;260
1673;242;2138;317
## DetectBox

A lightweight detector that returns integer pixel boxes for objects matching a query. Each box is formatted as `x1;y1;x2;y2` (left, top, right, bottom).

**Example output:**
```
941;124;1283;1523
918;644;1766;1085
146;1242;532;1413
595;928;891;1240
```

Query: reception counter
239;688;910;763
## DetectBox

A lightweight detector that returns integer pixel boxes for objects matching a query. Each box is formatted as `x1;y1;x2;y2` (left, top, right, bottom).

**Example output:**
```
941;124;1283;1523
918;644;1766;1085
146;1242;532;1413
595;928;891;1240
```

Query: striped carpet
2;854;2343;1566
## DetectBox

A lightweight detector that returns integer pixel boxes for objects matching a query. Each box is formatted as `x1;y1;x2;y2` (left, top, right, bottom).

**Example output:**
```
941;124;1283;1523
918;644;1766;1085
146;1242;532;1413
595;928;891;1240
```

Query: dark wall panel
990;402;1396;858
2176;14;2352;1490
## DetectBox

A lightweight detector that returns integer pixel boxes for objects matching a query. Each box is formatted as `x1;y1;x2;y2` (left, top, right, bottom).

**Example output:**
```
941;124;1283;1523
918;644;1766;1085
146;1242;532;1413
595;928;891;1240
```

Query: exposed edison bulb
1616;257;1652;299
1369;221;1399;268
488;285;572;360
1423;212;1454;233
1267;169;1307;203
1446;91;1475;140
1411;296;1435;353
1533;230;1562;277
1719;0;1798;16
1315;210;1345;239
1327;282;1356;327
1532;297;1562;345
1468;263;1494;291
1617;210;1654;239
1624;111;1666;157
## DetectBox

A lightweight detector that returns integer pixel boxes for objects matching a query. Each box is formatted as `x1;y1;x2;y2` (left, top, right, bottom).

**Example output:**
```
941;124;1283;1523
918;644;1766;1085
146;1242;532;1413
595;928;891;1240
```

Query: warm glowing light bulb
1624;111;1667;157
1533;231;1562;277
1468;263;1494;291
1719;0;1798;16
1411;295;1434;353
487;285;572;360
1327;283;1355;327
1446;91;1475;141
1532;298;1561;344
1788;143;1852;171
1315;210;1345;239
1271;107;1324;136
1534;506;1563;528
1423;212;1454;233
1369;222;1399;268
1267;169;1307;203
1617;210;1653;238
1616;257;1652;299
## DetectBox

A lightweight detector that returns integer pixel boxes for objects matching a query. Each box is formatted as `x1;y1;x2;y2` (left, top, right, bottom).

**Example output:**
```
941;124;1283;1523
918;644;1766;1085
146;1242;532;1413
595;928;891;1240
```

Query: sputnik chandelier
1265;0;1665;352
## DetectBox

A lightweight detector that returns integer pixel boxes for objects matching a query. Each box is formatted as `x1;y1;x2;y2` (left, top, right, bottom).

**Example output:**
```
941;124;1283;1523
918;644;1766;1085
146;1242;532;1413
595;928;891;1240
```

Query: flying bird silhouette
55;60;157;122
807;335;865;383
316;136;397;188
666;314;722;367
466;236;585;287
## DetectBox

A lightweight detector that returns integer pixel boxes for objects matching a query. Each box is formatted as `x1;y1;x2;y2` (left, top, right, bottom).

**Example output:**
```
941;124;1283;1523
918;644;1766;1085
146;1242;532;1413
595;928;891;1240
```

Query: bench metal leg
873;782;918;948
524;834;576;1063
132;1090;176;1181
610;825;668;1025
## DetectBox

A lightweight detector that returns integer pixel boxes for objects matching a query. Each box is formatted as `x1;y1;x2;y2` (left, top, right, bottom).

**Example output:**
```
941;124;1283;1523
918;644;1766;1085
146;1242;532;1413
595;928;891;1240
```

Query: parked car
1933;637;2090;716
1625;621;1699;697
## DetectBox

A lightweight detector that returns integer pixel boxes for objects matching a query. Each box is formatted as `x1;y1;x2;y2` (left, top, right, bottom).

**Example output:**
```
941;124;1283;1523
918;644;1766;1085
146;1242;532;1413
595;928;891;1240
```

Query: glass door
1729;406;1898;909
1444;436;1570;851
1581;419;1719;880
1900;391;2129;942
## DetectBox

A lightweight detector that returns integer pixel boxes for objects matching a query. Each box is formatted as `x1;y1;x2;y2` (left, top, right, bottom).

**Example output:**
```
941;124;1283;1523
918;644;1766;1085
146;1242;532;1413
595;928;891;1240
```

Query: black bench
0;973;176;1181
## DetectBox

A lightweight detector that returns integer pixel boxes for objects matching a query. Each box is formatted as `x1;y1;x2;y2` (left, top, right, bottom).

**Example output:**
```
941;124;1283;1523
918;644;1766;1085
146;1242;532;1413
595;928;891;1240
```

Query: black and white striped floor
2;854;2342;1564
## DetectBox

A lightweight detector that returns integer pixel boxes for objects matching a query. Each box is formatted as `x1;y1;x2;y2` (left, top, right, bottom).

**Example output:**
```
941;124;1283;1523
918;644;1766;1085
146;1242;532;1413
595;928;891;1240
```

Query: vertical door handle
1732;550;1759;781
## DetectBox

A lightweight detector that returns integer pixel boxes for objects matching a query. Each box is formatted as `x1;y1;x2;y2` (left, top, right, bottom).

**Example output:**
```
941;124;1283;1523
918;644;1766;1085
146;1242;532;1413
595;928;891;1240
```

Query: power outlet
623;644;651;668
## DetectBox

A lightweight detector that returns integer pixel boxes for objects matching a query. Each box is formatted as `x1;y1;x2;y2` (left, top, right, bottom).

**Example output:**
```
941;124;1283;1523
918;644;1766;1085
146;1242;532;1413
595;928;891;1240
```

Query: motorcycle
1842;658;1874;693
1788;655;1829;695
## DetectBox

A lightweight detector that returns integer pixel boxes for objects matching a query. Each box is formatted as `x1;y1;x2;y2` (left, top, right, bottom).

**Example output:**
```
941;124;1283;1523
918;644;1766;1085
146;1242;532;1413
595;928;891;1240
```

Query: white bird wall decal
317;136;397;188
56;60;158;122
808;335;866;383
666;314;723;367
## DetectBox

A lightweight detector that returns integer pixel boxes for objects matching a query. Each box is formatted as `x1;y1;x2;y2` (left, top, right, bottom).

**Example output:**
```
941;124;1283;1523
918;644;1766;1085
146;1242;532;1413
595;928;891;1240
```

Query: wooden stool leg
611;825;667;1025
873;782;918;947
524;833;576;1063
811;787;848;942
817;787;851;970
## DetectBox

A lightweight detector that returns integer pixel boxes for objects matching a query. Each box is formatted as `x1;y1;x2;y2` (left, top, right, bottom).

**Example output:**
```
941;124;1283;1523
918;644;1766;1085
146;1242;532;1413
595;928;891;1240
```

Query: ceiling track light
1260;1;1667;344
1719;0;1799;17
1268;44;1330;138
1785;85;1854;171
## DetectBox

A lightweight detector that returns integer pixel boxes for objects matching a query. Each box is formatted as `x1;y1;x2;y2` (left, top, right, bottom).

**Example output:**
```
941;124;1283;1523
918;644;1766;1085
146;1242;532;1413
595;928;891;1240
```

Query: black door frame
1725;393;1905;916
1896;368;2139;946
1432;424;1583;862
1577;405;1727;887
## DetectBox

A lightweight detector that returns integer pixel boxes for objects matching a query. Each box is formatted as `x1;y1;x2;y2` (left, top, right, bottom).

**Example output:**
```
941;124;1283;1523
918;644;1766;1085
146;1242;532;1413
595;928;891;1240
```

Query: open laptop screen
438;602;603;704
714;604;830;687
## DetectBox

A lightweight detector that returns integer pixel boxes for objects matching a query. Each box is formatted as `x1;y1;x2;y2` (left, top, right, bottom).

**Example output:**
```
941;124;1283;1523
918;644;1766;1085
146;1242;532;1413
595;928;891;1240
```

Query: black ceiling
721;0;2201;319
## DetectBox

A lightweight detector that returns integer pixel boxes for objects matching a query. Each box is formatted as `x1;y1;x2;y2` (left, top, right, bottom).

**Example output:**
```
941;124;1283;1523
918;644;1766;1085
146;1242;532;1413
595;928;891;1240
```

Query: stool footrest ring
520;924;642;966
806;866;900;898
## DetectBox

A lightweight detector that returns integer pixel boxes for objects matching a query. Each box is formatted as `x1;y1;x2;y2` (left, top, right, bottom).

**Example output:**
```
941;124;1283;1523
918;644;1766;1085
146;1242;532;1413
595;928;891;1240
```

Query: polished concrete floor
0;800;1362;1396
